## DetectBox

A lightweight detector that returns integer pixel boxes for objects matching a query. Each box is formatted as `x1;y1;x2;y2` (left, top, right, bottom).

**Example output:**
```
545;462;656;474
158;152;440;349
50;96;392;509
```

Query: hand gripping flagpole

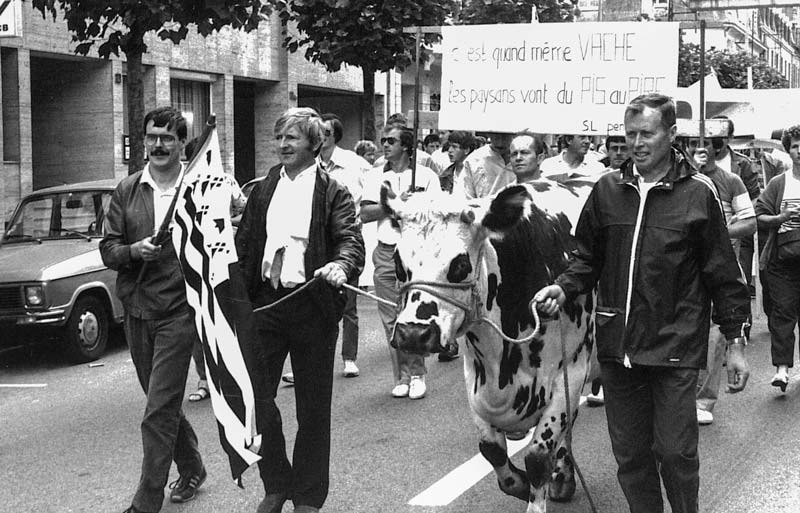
136;115;217;284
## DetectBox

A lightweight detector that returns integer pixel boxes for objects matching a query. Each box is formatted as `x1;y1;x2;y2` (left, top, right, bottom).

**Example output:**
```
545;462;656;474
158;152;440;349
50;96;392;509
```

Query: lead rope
531;299;598;513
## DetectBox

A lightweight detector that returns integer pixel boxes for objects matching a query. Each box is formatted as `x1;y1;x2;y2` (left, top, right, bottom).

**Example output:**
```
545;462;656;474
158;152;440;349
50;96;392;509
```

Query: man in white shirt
510;132;548;184
541;134;605;185
453;131;515;199
361;126;441;400
319;113;371;379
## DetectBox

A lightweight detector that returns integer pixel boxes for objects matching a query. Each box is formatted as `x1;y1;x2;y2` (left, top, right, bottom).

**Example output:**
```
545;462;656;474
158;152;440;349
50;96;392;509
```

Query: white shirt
541;151;606;183
261;164;317;287
362;164;441;245
319;146;370;208
453;145;515;199
139;163;184;233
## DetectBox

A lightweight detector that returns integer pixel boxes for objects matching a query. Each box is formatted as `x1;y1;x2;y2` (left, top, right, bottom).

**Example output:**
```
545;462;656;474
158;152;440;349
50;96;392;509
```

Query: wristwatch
727;336;747;347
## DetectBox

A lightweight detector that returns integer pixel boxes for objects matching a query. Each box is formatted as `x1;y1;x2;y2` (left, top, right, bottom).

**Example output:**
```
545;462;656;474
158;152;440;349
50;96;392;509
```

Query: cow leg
549;441;576;502
477;426;529;501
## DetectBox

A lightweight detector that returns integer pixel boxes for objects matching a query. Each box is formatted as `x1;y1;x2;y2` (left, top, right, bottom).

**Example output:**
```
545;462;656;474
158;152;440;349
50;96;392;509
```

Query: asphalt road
1;299;799;513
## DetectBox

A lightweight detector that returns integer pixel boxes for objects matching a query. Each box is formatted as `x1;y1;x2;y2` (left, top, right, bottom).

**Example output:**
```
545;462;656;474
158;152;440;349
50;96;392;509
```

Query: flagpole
136;114;217;284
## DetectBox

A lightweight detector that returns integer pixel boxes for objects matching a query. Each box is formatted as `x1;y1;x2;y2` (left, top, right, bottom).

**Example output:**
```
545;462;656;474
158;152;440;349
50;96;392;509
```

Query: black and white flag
171;123;261;484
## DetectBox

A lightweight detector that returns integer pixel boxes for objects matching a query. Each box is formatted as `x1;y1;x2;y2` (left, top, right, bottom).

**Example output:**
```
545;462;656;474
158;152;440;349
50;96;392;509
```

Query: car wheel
63;296;109;363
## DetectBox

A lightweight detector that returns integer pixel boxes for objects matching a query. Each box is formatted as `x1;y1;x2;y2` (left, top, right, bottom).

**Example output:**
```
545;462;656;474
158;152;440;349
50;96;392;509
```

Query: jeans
125;310;203;513
765;260;800;367
602;362;699;513
340;279;359;361
372;242;426;383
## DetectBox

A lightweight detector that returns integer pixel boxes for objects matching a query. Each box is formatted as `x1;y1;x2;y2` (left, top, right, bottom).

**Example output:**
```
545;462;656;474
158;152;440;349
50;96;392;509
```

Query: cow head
381;182;532;355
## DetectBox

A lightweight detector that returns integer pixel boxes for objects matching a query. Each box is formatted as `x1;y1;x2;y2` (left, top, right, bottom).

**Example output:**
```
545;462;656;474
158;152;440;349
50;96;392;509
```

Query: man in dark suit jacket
235;107;364;513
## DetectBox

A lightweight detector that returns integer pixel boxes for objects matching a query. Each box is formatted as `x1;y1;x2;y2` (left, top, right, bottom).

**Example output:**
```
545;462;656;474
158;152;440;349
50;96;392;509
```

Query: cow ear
481;185;531;232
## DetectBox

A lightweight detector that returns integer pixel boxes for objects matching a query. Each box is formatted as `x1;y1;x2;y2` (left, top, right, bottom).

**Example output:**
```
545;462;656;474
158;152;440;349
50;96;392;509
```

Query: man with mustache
101;106;206;513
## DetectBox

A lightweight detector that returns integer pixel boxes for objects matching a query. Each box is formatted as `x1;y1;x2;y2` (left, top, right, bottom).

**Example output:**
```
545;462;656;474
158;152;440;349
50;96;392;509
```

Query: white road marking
0;383;47;388
408;395;588;506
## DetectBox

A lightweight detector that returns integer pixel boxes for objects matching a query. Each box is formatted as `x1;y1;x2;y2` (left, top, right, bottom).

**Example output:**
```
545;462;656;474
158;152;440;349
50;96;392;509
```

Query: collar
140;163;184;192
618;147;694;189
280;162;318;181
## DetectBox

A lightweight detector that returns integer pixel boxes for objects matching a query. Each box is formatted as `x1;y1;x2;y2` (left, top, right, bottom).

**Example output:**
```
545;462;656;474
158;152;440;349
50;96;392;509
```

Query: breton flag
171;117;261;484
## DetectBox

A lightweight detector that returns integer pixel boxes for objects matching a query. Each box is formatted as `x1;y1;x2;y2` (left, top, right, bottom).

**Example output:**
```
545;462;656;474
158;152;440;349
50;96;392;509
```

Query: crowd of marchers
102;95;800;513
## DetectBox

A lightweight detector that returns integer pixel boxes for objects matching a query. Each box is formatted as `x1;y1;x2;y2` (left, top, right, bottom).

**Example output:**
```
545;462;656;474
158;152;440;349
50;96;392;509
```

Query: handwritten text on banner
438;22;679;135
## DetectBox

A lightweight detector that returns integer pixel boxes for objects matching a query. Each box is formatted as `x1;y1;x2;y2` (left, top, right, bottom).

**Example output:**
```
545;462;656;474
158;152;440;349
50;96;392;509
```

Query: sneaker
586;386;604;406
437;342;460;362
409;376;427;399
343;360;360;377
281;372;295;385
696;408;714;425
169;466;207;503
771;368;789;392
391;382;409;398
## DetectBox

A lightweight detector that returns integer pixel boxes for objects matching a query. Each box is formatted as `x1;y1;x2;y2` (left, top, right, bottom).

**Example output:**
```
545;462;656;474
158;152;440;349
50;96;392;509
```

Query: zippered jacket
555;148;751;368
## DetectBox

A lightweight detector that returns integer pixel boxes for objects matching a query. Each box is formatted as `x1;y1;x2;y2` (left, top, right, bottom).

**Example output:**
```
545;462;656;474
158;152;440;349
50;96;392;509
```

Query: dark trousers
765;261;800;367
254;281;338;509
125;310;203;513
340;279;358;361
601;362;699;513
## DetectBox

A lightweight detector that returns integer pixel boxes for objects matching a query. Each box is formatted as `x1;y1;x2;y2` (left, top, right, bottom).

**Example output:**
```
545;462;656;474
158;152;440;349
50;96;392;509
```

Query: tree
32;0;273;174
455;0;581;24
277;0;454;140
678;42;789;89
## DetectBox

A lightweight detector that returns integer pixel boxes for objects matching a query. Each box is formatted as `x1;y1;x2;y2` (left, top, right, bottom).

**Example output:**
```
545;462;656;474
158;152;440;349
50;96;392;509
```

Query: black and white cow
381;181;595;513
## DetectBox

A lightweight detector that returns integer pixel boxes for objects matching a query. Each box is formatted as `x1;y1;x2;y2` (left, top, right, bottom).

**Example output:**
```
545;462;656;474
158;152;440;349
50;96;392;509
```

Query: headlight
25;285;45;306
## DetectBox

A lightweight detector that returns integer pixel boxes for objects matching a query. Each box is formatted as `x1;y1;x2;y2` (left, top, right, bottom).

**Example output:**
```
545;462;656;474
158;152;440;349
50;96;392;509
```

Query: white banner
439;22;680;135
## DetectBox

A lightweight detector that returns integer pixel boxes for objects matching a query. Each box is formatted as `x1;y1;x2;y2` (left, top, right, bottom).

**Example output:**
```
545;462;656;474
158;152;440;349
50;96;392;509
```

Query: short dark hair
354;139;377;157
423;133;440;146
782;125;800;152
625;93;676;131
321;113;344;143
447;130;477;152
605;135;626;149
385;112;408;129
144;106;187;140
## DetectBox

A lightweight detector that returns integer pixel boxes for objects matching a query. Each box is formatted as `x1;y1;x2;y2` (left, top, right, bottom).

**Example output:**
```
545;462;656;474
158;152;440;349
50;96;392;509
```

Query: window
171;79;210;142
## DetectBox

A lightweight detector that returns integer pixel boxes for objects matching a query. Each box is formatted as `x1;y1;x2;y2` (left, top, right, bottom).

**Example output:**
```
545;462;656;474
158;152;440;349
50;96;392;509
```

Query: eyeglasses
145;134;178;146
381;137;399;145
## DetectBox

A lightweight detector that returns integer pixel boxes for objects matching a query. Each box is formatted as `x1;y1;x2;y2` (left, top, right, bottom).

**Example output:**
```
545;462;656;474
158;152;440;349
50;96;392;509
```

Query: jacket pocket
594;306;625;359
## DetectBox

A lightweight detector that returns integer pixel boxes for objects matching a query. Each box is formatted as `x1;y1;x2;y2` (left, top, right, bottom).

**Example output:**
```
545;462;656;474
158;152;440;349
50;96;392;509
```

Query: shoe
391;382;409;398
188;387;210;402
282;372;295;385
169;466;207;503
696;408;714;425
343;360;359;377
294;506;320;513
771;368;789;392
256;492;288;513
409;376;426;399
586;386;604;406
437;342;459;362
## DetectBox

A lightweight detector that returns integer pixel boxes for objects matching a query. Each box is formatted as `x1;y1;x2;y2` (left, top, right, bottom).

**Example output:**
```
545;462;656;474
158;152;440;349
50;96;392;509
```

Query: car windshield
3;190;112;243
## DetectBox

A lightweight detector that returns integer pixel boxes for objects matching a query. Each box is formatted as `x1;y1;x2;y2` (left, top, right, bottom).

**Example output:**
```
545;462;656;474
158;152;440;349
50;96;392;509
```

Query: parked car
0;179;124;363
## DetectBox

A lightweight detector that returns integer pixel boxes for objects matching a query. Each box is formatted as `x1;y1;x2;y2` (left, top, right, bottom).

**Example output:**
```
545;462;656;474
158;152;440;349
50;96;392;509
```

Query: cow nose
390;322;441;355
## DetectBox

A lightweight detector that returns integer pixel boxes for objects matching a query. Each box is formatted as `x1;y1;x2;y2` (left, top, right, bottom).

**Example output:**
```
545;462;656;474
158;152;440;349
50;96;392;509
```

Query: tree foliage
31;0;272;174
277;0;454;140
678;42;789;89
455;0;581;24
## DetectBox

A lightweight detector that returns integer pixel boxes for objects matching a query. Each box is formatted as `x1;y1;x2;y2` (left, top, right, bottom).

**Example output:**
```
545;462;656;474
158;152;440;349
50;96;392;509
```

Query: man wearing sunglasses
101;106;207;513
361;126;442;400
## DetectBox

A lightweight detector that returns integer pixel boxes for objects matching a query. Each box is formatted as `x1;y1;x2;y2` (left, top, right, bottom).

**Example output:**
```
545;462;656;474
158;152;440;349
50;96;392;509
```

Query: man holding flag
235;107;364;513
100;106;206;513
